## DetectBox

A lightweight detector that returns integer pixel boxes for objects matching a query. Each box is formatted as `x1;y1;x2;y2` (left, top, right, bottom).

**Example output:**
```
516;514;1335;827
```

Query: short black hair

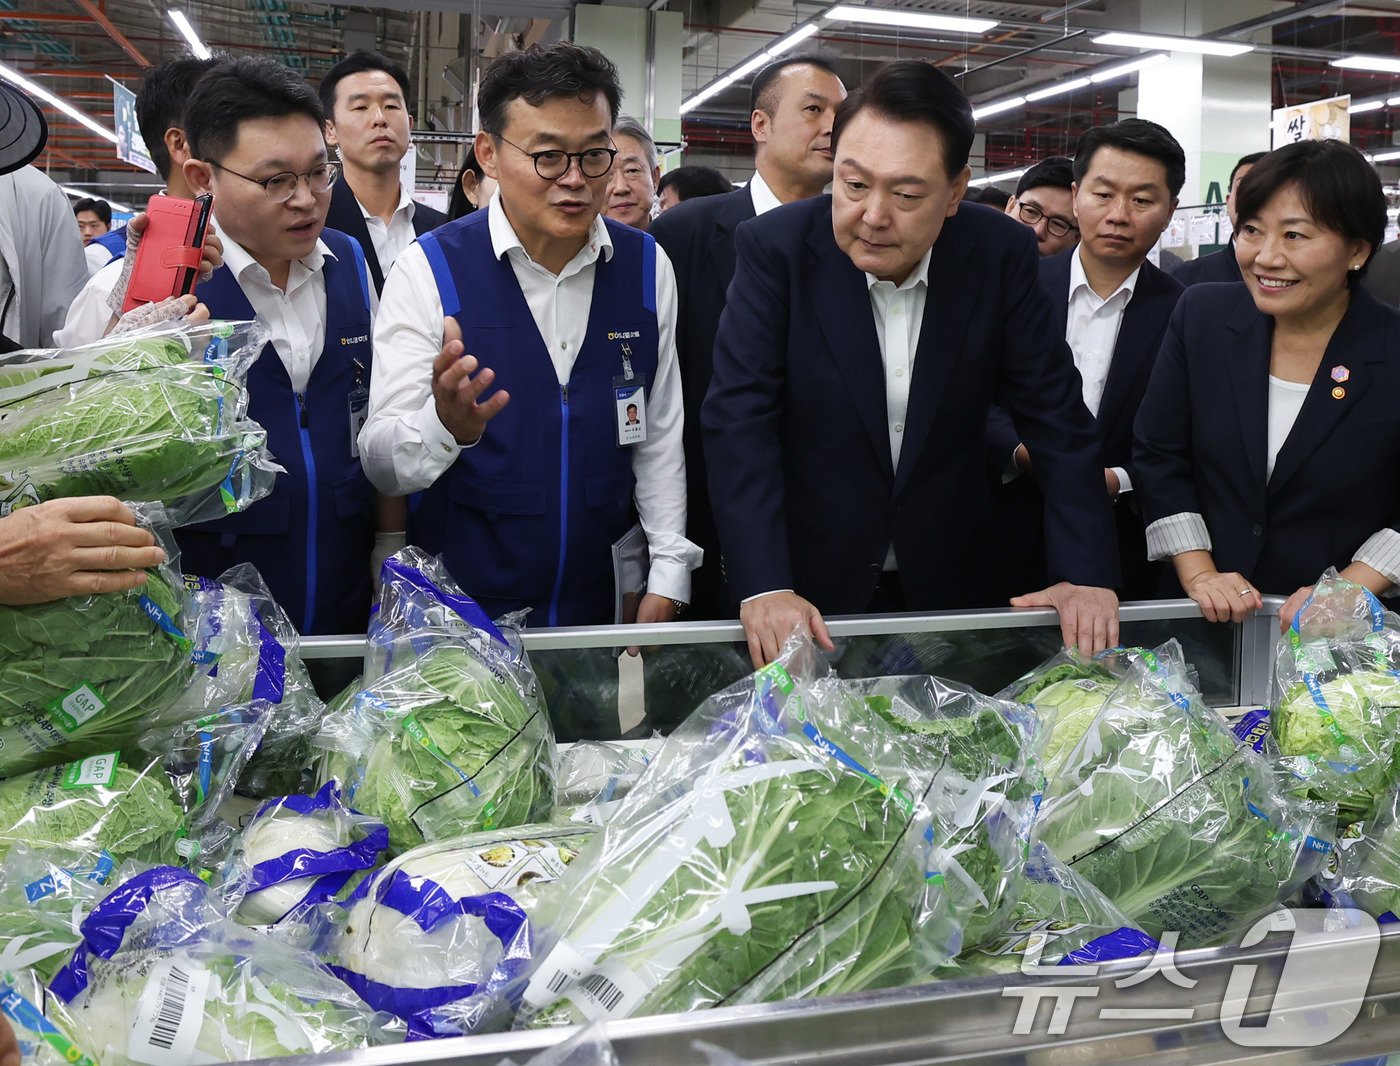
447;143;485;221
477;43;620;138
184;56;325;163
831;60;974;177
657;165;732;201
137;55;219;180
1228;150;1267;191
971;186;1011;209
1234;139;1385;285
320;50;411;117
73;197;110;225
1016;155;1073;197
750;52;841;115
1072;118;1186;198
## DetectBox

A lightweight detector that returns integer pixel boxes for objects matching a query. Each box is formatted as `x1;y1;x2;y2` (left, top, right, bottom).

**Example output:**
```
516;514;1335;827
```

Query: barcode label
546;970;572;995
521;939;591;1008
563;961;649;1022
127;957;209;1065
577;973;624;1012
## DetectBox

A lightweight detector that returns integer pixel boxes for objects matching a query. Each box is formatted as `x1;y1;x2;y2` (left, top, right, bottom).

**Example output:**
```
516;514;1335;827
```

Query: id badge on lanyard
348;358;369;459
614;342;647;447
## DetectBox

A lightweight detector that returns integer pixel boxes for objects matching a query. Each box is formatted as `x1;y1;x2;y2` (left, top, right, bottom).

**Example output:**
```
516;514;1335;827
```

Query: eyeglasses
1017;201;1078;238
208;160;341;203
498;136;617;180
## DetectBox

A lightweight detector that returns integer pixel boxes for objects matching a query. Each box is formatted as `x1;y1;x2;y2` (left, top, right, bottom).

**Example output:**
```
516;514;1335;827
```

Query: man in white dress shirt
360;42;699;628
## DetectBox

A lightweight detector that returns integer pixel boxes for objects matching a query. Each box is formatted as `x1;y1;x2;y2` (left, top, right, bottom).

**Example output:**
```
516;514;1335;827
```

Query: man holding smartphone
175;56;404;659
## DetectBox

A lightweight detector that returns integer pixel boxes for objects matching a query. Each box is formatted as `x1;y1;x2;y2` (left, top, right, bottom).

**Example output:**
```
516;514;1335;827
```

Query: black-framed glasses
208;160;341;203
498;136;617;180
1017;201;1077;238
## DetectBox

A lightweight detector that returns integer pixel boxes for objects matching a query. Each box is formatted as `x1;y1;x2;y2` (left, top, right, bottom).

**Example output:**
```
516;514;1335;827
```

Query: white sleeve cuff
1145;512;1212;561
741;589;795;606
1112;466;1133;495
1353;528;1400;592
646;555;696;605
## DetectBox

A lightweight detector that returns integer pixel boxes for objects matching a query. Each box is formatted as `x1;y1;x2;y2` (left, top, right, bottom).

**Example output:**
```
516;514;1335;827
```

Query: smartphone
121;193;214;313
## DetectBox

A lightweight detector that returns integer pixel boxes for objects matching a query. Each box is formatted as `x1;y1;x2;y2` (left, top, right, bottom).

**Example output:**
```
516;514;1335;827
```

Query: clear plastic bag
0;319;280;526
0;848;123;983
494;1021;619;1066
1;968;97;1066
1272;569;1400;825
514;631;971;1028
49;865;397;1063
0;502;199;779
555;738;664;826
326;823;596;1039
1035;640;1336;947
1320;775;1400;924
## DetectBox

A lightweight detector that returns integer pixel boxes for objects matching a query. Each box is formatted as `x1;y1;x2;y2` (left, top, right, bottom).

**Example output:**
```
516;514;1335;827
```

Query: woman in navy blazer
1135;139;1400;629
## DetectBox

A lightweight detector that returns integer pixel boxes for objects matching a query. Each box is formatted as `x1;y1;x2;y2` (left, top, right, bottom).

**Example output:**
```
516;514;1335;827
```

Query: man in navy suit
650;54;845;617
703;60;1121;668
990;119;1185;599
320;50;447;295
1172;151;1265;287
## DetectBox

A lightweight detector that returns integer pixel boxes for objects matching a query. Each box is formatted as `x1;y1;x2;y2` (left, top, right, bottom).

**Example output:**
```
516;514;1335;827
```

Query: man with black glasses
175;56;398;646
361;42;698;628
1003;156;1078;257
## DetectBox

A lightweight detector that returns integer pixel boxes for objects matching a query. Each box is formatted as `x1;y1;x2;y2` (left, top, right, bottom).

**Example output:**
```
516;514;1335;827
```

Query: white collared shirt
55;257;121;348
746;170;783;217
361;189;700;602
219;232;334;394
1068;246;1140;493
358;180;418;277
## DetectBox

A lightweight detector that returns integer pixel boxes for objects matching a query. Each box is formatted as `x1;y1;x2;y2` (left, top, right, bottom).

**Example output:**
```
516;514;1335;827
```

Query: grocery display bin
269;599;1400;1066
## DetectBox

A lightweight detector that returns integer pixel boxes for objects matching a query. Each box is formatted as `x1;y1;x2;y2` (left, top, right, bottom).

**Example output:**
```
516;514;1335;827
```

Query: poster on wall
1272;94;1350;149
111;80;156;174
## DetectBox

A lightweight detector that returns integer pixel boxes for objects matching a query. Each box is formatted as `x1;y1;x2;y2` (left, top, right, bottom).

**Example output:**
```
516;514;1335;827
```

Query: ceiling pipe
71;0;151;67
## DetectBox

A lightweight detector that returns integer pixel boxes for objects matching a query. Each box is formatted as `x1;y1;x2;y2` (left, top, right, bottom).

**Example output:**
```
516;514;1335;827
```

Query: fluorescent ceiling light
1093;31;1253;57
1025;77;1091;103
968;168;1025;188
168;10;212;60
971;96;1026;121
1351;99;1385;114
680;22;820;113
1372;149;1400;163
61;185;132;213
1088;52;1169;82
766;23;820;55
1332;55;1400;74
824;5;997;34
729;52;770;80
0;61;117;143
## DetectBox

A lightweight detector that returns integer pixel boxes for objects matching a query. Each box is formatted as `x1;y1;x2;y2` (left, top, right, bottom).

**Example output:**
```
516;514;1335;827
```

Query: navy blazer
325;177;447;294
987;251;1183;598
649;185;755;616
1134;282;1400;595
1171;242;1243;287
703;197;1120;614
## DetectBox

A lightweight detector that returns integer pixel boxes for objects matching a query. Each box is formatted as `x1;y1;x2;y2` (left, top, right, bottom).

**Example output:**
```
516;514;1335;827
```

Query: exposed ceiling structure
5;0;1399;199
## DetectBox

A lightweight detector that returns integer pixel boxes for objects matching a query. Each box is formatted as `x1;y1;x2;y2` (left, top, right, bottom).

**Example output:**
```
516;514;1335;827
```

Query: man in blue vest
361;42;698;627
175;55;400;639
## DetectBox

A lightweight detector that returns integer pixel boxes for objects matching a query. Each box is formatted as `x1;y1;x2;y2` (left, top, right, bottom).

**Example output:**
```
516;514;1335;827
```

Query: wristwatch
667;598;687;617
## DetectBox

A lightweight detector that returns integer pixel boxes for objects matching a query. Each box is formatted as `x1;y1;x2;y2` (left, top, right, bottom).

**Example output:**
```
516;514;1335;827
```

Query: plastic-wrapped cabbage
999;648;1131;784
946;844;1159;977
0;319;278;525
327;824;595;1038
1036;641;1335;947
1;968;97;1066
223;781;388;928
515;633;969;1027
1321;776;1400;923
0;849;121;982
556;738;663;826
848;673;1042;950
50;866;394;1064
0;503;200;779
1273;570;1400;824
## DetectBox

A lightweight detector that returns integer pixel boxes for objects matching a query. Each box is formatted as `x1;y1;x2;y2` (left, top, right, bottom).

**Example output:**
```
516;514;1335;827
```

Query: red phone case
121;194;208;313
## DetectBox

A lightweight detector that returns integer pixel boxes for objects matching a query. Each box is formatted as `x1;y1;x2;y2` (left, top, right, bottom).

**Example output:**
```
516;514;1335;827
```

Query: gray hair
612;115;658;172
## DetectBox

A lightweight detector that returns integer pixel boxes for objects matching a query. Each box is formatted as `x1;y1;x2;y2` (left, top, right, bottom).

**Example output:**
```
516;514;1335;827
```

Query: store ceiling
7;0;1400;192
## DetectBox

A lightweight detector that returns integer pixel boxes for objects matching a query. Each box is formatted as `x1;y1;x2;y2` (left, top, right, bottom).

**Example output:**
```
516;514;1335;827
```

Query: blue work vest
177;228;376;635
91;227;126;266
411;209;659;626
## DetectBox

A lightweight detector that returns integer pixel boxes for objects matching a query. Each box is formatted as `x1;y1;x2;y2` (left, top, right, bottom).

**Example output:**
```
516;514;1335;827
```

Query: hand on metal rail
1010;581;1120;656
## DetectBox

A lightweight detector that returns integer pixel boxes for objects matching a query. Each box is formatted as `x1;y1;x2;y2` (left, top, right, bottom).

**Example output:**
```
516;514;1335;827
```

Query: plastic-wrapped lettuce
556;738;663;826
50;865;395;1064
0;848;121;982
514;633;970;1028
0;502;201;779
0;319;278;525
222;781;389;929
326;823;595;1038
1036;641;1335;947
945;844;1160;977
1272;570;1400;825
1319;775;1400;923
1;968;97;1066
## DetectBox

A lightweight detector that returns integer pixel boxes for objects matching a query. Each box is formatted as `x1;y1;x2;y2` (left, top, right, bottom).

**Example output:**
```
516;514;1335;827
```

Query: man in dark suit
1362;240;1400;308
704;61;1121;668
990;119;1186;600
649;53;845;617
1171;151;1265;287
320;50;447;294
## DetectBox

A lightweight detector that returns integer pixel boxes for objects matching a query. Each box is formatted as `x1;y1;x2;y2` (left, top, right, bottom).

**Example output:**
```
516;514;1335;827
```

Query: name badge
348;386;369;459
615;379;647;447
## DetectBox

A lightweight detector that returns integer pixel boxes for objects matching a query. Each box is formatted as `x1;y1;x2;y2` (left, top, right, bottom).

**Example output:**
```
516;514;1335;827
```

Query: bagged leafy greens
1035;640;1335;947
1;968;97;1066
1272;569;1400;825
50;865;395;1063
0;318;278;525
514;632;973;1027
0;502;200;779
327;823;595;1038
555;738;663;826
1318;774;1400;924
0;848;122;983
